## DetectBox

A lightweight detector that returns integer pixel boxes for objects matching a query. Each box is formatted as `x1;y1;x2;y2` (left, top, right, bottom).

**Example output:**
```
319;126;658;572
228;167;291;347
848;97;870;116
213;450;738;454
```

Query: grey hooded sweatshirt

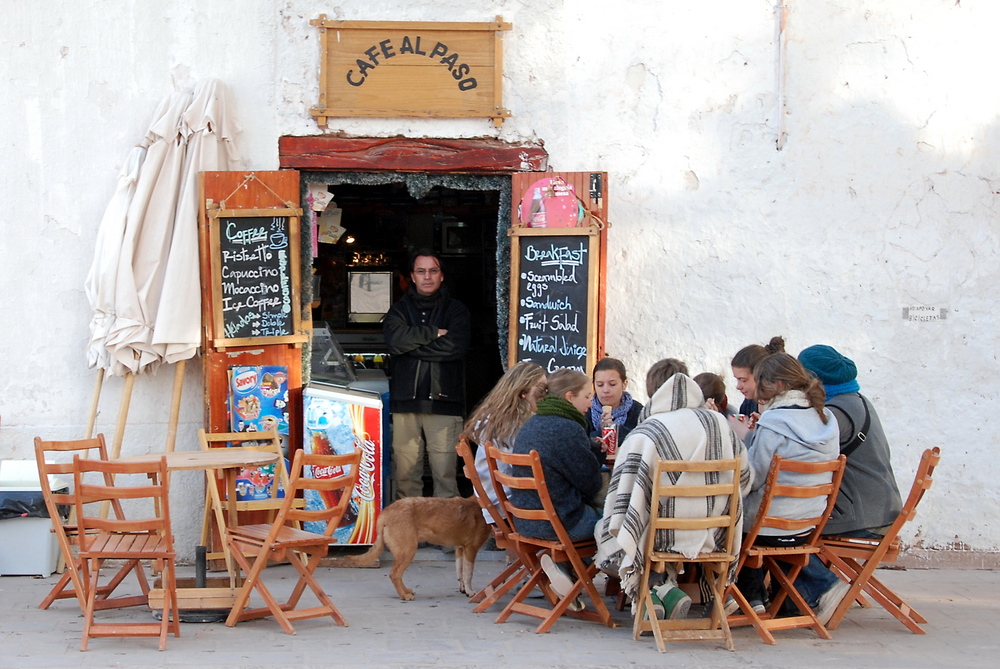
743;393;840;535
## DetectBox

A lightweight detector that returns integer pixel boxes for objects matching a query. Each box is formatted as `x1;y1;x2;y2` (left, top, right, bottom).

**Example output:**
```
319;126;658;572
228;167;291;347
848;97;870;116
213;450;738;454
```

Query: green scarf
535;394;588;430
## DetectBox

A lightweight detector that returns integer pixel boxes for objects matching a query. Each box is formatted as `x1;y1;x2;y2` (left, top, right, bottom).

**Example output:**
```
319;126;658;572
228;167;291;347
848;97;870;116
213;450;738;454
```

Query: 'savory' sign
309;17;511;128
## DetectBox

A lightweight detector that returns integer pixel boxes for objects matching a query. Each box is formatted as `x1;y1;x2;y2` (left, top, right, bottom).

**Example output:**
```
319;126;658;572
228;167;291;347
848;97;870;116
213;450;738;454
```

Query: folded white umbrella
153;79;242;364
84;144;146;371
104;91;191;376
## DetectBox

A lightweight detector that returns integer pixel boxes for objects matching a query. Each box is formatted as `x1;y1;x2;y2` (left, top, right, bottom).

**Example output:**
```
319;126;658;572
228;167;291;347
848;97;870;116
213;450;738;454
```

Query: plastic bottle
530;187;547;227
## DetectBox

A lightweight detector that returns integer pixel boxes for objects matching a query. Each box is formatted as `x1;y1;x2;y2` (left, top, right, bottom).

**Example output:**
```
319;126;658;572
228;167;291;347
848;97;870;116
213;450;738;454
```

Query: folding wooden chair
456;437;529;613
72;454;180;651
485;445;616;634
633;458;743;652
198;429;303;574
727;454;846;645
225;447;361;635
33;435;150;613
820;446;940;633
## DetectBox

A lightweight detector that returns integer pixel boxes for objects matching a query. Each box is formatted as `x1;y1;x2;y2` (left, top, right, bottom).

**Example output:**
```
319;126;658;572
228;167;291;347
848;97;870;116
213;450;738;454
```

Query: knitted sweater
510;409;603;541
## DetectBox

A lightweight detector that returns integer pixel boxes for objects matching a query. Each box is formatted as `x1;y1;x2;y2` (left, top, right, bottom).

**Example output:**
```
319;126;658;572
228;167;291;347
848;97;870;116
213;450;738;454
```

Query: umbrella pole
110;372;135;460
165;360;185;453
99;372;135;519
84;369;105;439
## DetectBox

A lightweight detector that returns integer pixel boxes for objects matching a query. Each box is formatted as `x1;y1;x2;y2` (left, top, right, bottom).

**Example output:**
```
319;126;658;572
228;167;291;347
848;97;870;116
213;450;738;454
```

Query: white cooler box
0;460;63;577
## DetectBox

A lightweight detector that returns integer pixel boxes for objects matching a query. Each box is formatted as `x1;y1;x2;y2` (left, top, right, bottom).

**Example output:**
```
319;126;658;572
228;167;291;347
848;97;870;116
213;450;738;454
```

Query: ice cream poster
229;365;290;435
229;365;290;501
303;388;383;545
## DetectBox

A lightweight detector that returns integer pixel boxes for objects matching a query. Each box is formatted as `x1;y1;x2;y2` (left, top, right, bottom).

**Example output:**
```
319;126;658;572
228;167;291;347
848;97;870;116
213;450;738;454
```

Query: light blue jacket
743;404;840;535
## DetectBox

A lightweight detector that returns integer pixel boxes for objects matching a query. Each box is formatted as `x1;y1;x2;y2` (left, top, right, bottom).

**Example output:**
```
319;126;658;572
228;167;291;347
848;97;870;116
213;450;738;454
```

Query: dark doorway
309;180;505;426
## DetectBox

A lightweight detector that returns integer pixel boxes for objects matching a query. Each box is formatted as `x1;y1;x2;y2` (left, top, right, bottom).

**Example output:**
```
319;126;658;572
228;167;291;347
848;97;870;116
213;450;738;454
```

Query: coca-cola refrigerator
303;383;385;545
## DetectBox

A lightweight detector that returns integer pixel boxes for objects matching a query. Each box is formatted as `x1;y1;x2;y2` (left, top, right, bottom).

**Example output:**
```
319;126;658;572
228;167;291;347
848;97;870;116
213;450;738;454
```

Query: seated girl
733;353;840;613
585;357;644;447
465;361;547;522
693;371;734;416
509;368;603;543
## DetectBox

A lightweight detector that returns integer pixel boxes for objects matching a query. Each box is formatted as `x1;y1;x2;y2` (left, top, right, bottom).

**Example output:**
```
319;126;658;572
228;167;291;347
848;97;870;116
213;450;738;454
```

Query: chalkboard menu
207;208;306;348
508;228;600;374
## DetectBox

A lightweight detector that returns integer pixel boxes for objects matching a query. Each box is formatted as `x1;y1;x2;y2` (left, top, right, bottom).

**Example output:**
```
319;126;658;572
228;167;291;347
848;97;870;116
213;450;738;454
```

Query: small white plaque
902;306;947;322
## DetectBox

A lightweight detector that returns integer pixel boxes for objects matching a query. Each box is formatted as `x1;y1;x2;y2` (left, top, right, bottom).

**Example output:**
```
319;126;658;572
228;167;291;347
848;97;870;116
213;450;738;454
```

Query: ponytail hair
752;352;828;423
731;336;786;370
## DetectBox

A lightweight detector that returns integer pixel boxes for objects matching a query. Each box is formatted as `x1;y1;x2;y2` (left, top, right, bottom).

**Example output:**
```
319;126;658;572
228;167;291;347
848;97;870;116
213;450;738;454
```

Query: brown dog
353;496;491;601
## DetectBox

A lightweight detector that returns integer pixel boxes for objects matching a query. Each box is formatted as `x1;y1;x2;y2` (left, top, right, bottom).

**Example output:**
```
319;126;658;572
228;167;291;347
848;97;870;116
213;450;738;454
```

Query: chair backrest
72;455;173;553
647;458;743;559
456;437;513;534
199;429;289;502
34;435;124;524
486;445;575;546
744;455;847;547
869;446;941;548
274;448;361;540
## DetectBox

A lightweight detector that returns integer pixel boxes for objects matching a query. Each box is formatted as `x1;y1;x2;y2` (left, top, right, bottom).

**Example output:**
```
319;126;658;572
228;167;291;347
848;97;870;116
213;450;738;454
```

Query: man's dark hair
408;248;445;273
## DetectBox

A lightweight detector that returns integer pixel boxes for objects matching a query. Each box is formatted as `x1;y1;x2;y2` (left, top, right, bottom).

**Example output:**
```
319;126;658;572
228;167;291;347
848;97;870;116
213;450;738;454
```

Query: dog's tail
349;515;385;566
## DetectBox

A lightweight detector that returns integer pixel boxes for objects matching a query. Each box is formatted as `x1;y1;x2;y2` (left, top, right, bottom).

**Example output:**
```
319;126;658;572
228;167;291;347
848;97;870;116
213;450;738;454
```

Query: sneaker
724;596;740;616
647;587;666;620
814;579;852;626
540;554;576;599
749;599;767;614
567;596;586;612
654;585;691;620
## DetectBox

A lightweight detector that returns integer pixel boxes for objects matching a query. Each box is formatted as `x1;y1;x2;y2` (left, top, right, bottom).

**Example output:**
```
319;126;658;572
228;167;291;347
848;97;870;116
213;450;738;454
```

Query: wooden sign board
309;16;511;127
206;207;308;349
508;227;601;375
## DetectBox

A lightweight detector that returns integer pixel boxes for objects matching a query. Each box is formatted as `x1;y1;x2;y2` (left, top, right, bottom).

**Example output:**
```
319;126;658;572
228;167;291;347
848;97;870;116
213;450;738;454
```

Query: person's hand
436;329;448;338
705;398;719;412
747;411;760;430
728;414;750;440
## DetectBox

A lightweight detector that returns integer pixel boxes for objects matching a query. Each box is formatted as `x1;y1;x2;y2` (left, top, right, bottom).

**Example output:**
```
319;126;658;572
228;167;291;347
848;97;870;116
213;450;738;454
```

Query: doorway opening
302;172;512;496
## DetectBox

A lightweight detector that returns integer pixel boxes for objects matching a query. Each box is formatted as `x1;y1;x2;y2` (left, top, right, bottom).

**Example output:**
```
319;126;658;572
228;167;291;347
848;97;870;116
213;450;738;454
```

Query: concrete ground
1;548;997;668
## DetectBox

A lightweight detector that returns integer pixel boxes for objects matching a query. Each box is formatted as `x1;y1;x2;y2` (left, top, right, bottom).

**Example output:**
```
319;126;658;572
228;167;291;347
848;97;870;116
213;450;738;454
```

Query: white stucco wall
2;0;997;561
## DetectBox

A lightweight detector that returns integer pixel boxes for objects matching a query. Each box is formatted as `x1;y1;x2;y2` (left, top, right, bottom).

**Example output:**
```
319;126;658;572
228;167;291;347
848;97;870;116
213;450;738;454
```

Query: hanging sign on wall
309;16;512;128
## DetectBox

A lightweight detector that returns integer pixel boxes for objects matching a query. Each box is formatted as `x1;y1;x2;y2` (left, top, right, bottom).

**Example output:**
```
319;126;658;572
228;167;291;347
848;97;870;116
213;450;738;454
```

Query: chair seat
650;550;736;562
81;533;173;559
822;536;901;561
229;523;332;549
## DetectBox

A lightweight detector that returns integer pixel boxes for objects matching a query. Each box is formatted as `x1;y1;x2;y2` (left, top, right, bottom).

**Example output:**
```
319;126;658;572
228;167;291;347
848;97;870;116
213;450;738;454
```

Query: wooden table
117;448;280;612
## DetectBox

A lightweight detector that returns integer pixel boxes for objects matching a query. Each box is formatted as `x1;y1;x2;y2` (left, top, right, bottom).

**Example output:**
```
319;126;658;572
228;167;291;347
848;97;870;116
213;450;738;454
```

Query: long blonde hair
464;362;546;446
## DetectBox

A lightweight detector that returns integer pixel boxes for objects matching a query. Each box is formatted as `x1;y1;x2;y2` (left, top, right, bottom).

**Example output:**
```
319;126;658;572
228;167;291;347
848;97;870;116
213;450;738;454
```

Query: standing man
383;249;471;499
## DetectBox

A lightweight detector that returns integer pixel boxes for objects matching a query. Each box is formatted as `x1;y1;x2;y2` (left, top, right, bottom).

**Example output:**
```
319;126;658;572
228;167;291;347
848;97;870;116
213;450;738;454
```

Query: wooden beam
278;136;547;173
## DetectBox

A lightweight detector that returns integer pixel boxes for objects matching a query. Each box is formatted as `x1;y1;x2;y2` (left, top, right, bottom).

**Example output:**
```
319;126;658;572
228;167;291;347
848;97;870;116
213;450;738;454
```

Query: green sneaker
655;585;692;619
647;587;666;619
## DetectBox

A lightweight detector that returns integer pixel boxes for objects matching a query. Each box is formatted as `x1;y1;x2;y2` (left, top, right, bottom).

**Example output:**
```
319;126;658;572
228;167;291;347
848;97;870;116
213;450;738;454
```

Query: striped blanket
594;373;753;599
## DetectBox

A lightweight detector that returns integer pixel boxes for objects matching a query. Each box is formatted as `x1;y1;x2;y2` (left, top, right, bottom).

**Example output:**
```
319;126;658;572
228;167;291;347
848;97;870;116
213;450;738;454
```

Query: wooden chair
197;429;303;573
33;435;150;613
225;447;361;635
633;458;743;652
726;454;846;645
820;447;941;633
72;454;180;651
485;445;616;634
455;437;529;613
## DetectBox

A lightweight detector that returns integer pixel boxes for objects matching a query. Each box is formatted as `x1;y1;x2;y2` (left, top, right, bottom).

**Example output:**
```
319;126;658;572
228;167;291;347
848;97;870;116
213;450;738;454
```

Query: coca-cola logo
355;436;378;503
312;464;343;479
